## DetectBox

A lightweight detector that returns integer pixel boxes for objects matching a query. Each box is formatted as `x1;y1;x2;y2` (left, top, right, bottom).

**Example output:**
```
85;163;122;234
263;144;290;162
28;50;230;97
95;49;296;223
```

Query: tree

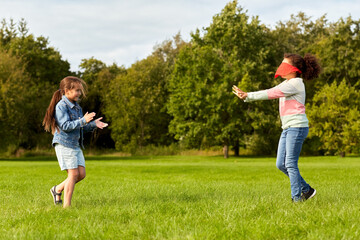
0;18;72;150
168;1;279;158
79;58;125;149
1;19;71;86
0;49;34;153
307;80;360;156
308;16;360;88
272;13;329;57
104;35;185;152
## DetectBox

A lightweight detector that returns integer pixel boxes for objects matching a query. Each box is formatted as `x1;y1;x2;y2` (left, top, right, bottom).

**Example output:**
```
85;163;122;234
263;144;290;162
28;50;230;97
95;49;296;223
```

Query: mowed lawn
1;155;360;239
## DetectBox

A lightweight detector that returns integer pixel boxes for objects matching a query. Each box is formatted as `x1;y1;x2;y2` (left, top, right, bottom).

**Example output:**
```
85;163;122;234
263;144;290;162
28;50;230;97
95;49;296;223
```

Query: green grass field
1;155;360;239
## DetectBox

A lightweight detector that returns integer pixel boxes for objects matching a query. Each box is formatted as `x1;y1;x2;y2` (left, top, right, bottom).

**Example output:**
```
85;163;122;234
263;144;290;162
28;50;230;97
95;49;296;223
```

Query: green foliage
0;49;33;152
272;13;329;56
309;17;360;87
79;58;126;149
0;18;71;151
1;8;360;156
307;80;360;156
1;19;71;85
108;56;170;151
168;1;279;156
104;35;185;152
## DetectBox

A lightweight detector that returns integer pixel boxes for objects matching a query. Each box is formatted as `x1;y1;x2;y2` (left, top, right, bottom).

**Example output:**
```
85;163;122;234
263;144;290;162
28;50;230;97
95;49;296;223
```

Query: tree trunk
233;141;239;156
340;152;345;157
223;145;229;158
140;120;144;148
90;128;99;149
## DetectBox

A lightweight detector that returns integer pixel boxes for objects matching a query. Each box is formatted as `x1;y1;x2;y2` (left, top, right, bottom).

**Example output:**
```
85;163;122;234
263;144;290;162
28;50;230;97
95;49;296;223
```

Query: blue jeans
276;127;310;201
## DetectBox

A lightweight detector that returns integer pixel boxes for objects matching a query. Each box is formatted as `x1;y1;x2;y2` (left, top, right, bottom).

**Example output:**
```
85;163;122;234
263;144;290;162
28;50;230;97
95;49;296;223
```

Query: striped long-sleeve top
245;77;308;129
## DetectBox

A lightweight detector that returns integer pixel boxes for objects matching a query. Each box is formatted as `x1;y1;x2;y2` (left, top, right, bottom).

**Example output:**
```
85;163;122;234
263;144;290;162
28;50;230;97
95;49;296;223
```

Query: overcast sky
0;0;359;71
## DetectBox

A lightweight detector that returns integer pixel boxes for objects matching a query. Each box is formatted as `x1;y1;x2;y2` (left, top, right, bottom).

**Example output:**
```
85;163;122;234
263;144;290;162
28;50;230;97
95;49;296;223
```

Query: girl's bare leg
63;169;79;207
54;166;86;207
77;166;86;182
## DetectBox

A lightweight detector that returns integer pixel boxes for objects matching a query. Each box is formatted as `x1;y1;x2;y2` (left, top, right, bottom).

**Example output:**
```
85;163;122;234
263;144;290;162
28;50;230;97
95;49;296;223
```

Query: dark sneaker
302;187;316;200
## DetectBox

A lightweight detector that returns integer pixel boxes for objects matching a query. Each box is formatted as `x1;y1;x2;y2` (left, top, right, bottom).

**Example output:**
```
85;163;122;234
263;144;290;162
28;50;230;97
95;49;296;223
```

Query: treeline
1;1;360;157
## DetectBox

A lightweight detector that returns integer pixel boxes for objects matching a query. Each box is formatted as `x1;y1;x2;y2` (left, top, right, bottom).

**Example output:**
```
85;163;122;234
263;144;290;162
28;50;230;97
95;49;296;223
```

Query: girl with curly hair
233;53;321;202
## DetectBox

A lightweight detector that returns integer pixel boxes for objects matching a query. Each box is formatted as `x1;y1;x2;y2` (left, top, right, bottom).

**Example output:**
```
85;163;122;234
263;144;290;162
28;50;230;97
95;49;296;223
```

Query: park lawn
0;155;360;239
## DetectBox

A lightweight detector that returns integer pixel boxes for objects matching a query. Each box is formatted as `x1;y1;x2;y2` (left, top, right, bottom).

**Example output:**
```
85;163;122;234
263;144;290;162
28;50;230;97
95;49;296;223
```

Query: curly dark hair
284;53;321;81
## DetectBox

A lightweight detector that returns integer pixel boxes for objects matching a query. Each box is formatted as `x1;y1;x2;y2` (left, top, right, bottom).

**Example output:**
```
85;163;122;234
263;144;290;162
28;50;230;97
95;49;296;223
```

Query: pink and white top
245;77;308;129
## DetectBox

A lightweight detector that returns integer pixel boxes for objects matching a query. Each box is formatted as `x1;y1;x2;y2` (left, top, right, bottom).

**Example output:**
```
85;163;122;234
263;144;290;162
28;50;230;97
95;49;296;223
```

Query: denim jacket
52;95;96;149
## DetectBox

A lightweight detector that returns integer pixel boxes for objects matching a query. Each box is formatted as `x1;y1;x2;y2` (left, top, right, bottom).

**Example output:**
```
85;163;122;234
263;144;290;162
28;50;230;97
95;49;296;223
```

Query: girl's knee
78;172;86;181
78;167;86;181
68;170;80;179
276;161;286;171
277;164;286;172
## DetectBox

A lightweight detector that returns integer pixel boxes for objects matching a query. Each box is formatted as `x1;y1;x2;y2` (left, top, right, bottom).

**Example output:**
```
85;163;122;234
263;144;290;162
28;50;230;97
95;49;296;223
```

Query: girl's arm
80;107;96;133
83;119;97;133
234;79;301;102
83;117;108;132
55;104;86;132
80;108;108;133
55;104;94;132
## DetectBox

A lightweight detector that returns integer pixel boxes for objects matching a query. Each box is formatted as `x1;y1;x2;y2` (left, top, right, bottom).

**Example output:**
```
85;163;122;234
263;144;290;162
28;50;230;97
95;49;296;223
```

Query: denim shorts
54;144;85;171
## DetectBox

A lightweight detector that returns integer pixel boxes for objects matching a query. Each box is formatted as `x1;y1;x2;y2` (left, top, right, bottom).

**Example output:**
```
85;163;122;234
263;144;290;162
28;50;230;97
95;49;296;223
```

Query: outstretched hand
94;117;109;129
232;85;248;99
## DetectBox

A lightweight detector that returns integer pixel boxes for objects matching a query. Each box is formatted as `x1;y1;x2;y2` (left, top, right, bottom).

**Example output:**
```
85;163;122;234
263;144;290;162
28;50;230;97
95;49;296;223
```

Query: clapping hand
84;112;96;123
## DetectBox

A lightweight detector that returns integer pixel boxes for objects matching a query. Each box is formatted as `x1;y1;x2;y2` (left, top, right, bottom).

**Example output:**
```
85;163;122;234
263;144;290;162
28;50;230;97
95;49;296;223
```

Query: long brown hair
43;76;87;134
284;53;321;81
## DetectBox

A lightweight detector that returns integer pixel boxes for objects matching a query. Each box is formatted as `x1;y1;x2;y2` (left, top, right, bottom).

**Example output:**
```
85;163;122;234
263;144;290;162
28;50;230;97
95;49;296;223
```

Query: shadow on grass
0;154;279;162
0;155;162;162
0;156;58;161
